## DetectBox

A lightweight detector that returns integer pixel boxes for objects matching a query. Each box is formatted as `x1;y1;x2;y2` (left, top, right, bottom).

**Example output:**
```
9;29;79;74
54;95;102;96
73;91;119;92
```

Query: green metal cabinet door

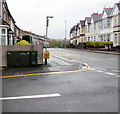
7;51;30;67
30;51;38;66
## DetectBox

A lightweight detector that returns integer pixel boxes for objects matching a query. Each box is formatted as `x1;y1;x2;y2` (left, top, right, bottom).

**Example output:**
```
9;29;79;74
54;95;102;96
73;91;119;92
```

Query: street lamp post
44;16;53;65
45;16;53;50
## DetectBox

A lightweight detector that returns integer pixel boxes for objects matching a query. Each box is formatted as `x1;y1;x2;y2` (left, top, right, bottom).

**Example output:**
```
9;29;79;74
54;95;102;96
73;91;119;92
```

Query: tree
22;35;32;43
50;39;69;48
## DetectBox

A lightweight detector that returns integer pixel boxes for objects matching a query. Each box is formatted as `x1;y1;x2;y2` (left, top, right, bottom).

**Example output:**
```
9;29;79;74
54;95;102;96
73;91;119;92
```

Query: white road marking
77;62;83;64
90;68;95;71
82;66;87;69
111;70;120;72
105;72;116;76
95;68;119;73
96;70;104;73
96;68;107;71
83;63;90;67
90;68;119;77
0;93;61;101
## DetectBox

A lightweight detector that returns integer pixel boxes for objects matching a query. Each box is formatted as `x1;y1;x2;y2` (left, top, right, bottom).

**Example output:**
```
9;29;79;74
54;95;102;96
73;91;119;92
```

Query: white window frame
114;34;118;44
114;15;118;26
1;28;7;45
94;36;96;41
107;19;111;28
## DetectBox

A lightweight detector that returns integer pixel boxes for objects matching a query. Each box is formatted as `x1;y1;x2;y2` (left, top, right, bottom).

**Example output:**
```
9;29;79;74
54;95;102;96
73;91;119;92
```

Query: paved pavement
87;50;120;55
2;59;84;77
67;48;120;55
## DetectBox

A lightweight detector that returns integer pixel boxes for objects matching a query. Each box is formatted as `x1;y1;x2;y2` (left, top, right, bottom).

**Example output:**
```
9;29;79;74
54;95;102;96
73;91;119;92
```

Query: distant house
79;20;85;43
70;27;74;43
14;25;21;44
101;8;113;42
85;17;91;42
0;0;47;46
90;13;102;42
76;23;80;45
111;2;120;47
20;30;46;46
30;33;44;45
70;1;120;48
70;25;77;45
0;0;17;45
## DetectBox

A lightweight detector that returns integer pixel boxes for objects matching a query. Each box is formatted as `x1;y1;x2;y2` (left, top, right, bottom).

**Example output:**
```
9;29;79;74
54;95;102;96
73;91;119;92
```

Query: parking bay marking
0;93;61;101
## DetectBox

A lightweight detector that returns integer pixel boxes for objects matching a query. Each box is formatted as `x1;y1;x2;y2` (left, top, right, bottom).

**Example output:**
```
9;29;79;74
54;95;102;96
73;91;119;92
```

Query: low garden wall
0;44;43;67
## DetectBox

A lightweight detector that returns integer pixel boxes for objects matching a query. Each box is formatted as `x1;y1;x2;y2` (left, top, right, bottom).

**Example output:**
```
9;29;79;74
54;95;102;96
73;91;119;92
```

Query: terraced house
70;2;120;48
111;3;120;47
20;30;46;45
0;0;17;45
70;25;77;45
0;0;47;46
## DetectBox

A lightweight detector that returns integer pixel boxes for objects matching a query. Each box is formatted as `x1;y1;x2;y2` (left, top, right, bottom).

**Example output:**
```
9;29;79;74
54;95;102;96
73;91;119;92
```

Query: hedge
16;40;30;45
86;41;113;48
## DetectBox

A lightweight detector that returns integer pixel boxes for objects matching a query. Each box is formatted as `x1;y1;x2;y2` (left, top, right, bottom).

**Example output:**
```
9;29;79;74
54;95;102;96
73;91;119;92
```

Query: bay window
1;28;7;45
114;34;118;44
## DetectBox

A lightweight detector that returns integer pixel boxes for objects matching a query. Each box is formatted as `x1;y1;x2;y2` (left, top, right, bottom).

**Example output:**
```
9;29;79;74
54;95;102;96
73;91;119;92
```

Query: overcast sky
7;0;119;40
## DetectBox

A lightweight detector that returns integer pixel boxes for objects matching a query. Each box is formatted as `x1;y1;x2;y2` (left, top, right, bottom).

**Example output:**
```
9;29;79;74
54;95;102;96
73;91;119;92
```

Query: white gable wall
111;4;120;27
102;11;108;18
0;0;2;18
85;20;87;26
111;4;120;47
90;18;94;31
112;5;119;15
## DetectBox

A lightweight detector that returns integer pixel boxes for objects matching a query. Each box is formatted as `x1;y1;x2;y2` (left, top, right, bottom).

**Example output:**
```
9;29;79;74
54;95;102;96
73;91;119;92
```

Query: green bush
16;39;22;43
78;42;86;48
86;41;113;48
16;40;30;45
104;41;113;46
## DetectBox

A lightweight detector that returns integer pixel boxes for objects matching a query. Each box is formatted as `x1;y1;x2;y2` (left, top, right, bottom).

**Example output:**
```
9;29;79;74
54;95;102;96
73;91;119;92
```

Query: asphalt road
2;48;119;112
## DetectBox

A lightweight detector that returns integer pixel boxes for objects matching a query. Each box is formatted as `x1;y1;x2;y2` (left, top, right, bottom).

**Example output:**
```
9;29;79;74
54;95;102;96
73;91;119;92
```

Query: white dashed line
111;70;120;72
82;66;88;69
0;93;61;101
96;70;104;73
105;72;116;76
90;68;119;77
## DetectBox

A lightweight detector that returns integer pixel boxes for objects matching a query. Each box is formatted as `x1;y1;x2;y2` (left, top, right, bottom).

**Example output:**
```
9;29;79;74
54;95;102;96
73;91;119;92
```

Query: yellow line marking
51;54;73;61
0;66;91;79
0;54;91;79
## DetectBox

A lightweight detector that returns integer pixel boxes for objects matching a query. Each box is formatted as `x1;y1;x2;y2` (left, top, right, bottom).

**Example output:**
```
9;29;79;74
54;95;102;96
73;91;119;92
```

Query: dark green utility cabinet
7;51;38;67
30;51;38;66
